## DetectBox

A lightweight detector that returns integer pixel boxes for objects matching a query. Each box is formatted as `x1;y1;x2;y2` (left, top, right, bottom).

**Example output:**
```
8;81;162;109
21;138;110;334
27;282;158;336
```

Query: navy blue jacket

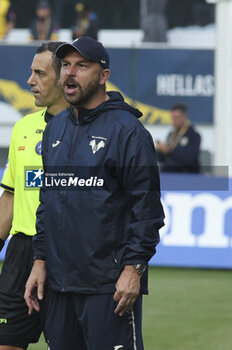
159;125;201;173
34;92;164;294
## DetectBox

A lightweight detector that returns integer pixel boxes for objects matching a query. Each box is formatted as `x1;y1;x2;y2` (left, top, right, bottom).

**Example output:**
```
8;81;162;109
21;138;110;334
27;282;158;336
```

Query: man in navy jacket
156;104;201;173
25;36;164;350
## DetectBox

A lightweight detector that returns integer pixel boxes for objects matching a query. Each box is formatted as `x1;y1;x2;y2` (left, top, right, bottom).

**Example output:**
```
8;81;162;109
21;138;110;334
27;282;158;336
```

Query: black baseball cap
55;36;110;69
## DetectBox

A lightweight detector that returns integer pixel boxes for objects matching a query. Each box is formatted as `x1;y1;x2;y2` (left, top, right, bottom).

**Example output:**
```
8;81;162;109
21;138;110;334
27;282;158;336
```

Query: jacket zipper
61;121;79;291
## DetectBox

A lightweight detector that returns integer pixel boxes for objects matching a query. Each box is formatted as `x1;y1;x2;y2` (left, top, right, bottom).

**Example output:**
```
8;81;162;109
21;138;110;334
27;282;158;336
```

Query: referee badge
35;141;42;155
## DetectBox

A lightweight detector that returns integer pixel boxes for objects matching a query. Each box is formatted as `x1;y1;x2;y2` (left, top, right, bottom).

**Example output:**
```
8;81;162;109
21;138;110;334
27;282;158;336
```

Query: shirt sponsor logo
18;146;25;151
25;169;43;188
35;129;43;134
52;140;61;148
35;141;42;155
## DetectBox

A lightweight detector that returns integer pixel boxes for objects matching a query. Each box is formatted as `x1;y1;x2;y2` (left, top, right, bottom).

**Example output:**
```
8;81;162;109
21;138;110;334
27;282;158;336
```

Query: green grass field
142;267;232;350
1;264;231;350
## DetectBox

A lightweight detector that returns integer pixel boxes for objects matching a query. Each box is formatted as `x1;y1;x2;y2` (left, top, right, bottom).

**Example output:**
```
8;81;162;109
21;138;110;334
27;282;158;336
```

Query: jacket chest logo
52;140;61;148
89;136;107;154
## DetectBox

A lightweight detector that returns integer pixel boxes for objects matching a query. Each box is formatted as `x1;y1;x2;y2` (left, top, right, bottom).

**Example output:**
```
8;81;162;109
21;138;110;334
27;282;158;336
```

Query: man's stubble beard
34;79;60;108
64;75;101;108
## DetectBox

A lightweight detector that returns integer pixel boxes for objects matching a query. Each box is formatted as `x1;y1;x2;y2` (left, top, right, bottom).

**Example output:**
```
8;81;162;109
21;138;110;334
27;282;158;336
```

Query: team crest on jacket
180;136;189;147
89;136;107;154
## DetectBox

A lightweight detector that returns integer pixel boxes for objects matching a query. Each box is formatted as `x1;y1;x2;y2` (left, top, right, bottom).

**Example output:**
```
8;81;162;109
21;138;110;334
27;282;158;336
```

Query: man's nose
27;74;35;86
66;65;76;76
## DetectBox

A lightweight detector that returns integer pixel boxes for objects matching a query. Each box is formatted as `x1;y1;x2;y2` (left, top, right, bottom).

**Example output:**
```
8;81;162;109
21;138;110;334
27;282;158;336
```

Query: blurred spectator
166;0;215;29
192;2;215;26
141;0;167;42
72;2;98;40
52;0;64;28
0;0;16;40
29;0;58;41
156;104;201;173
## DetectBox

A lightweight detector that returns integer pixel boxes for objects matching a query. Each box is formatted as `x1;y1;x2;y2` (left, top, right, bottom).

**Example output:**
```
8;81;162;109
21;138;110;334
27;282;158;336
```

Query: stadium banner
150;173;232;269
0;45;214;125
1;169;232;269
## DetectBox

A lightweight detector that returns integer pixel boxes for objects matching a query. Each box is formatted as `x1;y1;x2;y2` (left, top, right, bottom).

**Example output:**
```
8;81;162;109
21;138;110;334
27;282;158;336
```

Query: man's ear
99;69;110;86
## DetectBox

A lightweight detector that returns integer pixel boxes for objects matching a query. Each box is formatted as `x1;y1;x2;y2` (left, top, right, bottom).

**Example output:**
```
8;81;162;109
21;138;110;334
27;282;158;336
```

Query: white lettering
162;194;196;246
45;176;104;187
156;75;167;95
54;178;61;186
204;75;215;96
156;74;215;97
78;178;85;186
196;194;231;248
68;177;78;186
85;177;93;186
194;75;204;96
60;179;67;186
161;193;231;248
97;179;104;186
45;177;51;186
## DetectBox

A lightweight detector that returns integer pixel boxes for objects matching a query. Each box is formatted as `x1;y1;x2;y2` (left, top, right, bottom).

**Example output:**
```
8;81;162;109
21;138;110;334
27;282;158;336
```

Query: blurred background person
72;2;99;40
52;0;63;29
29;0;58;41
0;0;16;40
156;104;201;173
141;0;168;42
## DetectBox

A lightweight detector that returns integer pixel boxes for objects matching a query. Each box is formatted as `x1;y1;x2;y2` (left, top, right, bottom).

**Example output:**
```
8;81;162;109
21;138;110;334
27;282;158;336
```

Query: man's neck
73;93;110;120
47;98;69;116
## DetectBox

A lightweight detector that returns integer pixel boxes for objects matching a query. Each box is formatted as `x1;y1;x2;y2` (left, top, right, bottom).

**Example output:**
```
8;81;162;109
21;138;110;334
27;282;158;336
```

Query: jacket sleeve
32;122;51;260
119;124;165;266
33;187;46;260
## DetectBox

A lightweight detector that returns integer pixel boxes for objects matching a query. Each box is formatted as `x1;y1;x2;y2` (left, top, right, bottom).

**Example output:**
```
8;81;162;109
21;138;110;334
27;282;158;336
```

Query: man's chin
64;94;79;105
34;100;45;107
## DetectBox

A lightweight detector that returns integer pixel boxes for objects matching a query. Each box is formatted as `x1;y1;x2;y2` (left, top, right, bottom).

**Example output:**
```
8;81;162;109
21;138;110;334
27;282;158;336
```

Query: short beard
64;73;101;108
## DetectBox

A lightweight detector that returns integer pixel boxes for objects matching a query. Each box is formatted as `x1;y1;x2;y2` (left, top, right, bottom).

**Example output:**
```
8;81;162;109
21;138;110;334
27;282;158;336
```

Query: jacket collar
67;91;143;125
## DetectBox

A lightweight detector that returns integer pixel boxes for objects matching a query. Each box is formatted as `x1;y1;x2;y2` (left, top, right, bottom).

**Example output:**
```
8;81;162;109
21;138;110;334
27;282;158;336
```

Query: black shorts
46;291;144;350
0;233;45;350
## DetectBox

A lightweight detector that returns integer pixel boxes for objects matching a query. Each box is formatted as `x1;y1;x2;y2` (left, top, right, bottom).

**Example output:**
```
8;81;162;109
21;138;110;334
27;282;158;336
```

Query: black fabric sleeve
0;183;14;193
118;124;165;266
32;121;51;260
